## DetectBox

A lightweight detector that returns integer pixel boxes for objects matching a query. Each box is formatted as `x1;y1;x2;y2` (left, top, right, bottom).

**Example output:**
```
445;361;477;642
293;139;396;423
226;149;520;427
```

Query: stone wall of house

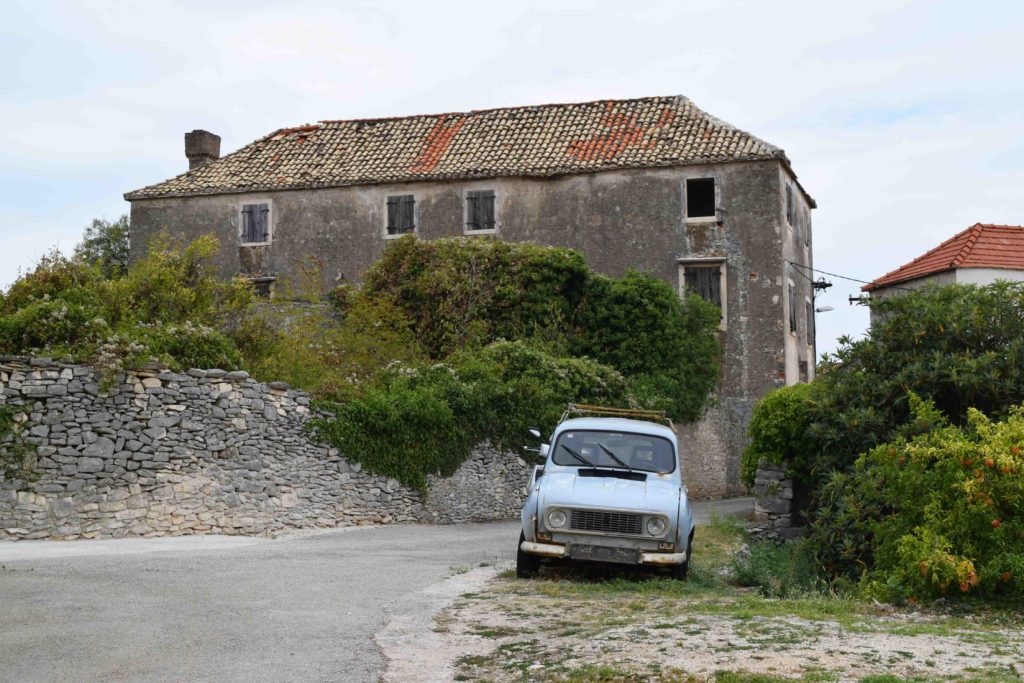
0;357;529;541
749;460;803;541
130;160;816;497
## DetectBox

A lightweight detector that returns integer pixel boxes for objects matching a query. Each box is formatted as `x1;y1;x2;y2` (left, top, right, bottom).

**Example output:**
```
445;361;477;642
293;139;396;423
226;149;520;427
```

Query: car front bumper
520;541;687;566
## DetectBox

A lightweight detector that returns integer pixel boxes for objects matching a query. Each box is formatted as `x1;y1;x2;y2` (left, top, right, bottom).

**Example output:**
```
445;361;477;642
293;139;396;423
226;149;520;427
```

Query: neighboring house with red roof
863;223;1024;323
125;95;816;497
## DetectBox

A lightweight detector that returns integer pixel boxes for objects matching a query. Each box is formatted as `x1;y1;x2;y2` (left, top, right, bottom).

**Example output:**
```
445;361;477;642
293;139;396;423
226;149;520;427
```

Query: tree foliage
73;215;130;278
741;383;818;487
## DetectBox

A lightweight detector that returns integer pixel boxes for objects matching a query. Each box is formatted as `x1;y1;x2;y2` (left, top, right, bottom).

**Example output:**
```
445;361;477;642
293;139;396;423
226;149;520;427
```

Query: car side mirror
528;427;542;439
539;443;549;458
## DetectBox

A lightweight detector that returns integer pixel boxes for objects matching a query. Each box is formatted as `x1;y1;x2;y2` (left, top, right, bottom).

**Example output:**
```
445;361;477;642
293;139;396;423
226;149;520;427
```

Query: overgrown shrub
0;234;252;377
312;340;630;489
572;272;721;422
237;296;426;400
362;236;591;357
746;282;1024;494
809;397;1024;600
741;383;818;487
361;237;721;421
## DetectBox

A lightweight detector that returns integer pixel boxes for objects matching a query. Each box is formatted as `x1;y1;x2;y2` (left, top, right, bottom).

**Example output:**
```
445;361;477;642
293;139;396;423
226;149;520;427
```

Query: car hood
539;470;679;515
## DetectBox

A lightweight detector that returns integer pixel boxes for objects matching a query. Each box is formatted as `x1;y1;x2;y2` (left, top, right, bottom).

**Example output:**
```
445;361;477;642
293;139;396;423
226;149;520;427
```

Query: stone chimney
184;130;221;170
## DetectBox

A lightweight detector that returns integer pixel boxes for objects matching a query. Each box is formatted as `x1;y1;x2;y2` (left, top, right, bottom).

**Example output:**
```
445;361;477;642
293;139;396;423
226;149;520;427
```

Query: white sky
2;0;1022;355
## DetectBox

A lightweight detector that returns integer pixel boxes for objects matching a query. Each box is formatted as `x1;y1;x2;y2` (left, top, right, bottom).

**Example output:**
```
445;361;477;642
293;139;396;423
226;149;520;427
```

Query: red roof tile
125;95;800;201
863;224;1024;291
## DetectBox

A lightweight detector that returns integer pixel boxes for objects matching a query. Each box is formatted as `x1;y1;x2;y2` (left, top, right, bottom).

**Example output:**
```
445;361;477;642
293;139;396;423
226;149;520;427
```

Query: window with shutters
385;195;416;237
678;259;726;330
685;178;716;219
239;202;271;245
464;190;497;233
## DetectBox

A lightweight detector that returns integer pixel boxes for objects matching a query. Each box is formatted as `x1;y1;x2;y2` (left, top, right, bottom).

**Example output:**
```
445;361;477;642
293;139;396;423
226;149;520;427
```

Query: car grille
569;509;644;535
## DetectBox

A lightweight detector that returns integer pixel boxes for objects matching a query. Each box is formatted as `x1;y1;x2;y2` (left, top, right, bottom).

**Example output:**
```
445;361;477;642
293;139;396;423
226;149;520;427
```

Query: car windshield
552;430;676;474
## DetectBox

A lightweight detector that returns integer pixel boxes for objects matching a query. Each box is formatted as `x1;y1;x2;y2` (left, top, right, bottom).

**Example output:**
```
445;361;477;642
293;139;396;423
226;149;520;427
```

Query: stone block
78;457;105;473
83;437;115;458
754;497;791;515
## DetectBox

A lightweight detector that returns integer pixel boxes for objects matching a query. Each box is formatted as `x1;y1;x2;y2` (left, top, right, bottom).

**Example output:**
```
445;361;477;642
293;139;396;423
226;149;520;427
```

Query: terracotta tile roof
125;95;791;200
863;224;1024;291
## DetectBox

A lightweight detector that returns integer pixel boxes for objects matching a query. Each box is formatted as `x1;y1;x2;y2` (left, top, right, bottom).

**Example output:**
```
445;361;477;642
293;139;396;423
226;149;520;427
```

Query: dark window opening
789;283;798;333
683;264;722;309
466;190;496;231
806;299;815;345
786;185;794;226
386;195;416;235
686;178;716;219
241;203;270;244
250;276;275;298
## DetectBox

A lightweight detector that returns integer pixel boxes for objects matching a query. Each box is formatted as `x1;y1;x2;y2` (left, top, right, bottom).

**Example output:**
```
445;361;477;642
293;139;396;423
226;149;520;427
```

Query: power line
787;260;915;293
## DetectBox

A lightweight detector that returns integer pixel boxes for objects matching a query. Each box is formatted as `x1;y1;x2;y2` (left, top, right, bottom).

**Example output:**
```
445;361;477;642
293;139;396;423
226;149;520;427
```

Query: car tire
516;531;541;578
671;529;694;580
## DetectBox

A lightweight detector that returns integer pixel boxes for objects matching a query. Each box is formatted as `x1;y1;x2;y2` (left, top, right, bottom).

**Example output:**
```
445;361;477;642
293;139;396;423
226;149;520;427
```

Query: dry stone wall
0;357;530;541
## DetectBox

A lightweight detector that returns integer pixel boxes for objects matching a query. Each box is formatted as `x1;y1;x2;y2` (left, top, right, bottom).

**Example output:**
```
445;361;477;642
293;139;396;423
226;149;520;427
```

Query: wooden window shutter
684;265;721;308
386;197;398;233
241;206;253;242
257;205;269;242
466;193;479;230
482;191;495;230
400;195;415;232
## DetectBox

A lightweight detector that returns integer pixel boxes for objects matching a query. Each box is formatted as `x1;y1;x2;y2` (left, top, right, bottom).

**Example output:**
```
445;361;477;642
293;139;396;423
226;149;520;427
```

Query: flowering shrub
809;397;1024;600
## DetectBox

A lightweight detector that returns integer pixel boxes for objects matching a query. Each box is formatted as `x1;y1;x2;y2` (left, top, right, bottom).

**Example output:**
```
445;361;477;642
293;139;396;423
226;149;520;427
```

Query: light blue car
517;406;695;579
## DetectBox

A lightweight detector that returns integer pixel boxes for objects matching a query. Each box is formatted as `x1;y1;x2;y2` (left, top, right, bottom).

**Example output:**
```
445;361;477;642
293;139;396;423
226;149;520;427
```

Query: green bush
312;340;630;490
362;236;590;357
361;237;721;421
0;233;252;377
745;282;1024;495
809;397;1024;600
741;383;818;487
0;405;32;482
237;296;426;400
572;272;721;422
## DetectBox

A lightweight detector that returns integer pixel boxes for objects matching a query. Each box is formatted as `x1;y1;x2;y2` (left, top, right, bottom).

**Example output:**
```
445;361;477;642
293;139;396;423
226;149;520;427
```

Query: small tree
74;215;130;278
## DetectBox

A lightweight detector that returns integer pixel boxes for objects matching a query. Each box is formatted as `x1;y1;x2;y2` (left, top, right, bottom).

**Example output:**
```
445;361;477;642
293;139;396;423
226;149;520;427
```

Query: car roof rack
559;403;674;430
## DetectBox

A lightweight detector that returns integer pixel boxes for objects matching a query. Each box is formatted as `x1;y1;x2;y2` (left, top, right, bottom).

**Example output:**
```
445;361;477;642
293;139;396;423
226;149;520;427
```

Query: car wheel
516;531;541;578
671;529;694;580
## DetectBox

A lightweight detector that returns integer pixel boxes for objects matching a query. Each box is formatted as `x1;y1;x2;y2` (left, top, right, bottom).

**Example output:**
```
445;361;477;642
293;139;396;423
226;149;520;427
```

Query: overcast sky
2;0;1022;355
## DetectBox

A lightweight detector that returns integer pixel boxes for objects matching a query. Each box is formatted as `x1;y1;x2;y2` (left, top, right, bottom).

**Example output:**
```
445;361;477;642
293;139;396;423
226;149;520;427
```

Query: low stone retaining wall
0;357;529;541
750;460;803;541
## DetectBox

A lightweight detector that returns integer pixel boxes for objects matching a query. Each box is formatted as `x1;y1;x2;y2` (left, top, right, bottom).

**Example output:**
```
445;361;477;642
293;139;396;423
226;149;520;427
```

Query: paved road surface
0;497;752;683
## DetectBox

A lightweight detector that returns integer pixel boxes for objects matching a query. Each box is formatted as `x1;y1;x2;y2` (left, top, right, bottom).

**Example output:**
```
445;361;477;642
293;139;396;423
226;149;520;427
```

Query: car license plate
568;543;641;565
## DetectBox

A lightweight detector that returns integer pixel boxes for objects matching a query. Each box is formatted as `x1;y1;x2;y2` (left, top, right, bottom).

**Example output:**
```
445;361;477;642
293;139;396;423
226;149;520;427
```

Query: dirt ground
383;523;1024;682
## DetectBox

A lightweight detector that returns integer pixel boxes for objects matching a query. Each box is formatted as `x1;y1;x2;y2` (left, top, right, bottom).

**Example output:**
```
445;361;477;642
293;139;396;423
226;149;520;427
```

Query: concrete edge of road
375;566;500;683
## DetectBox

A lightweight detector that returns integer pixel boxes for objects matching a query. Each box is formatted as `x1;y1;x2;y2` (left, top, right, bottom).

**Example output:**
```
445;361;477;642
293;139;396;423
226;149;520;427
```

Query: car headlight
547;509;567;529
646;517;667;537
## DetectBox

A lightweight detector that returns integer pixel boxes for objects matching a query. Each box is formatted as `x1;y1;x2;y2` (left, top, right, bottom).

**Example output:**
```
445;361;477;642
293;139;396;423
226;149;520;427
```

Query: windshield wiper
560;444;597;468
598;443;633;470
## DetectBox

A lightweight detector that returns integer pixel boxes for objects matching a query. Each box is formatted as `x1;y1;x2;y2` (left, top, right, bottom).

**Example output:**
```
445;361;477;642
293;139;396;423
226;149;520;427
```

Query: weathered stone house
125;95;816;497
863;223;1024;325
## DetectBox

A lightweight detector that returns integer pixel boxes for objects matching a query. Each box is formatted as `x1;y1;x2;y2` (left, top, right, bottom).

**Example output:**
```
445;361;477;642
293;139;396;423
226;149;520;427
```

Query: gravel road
0;498;751;683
